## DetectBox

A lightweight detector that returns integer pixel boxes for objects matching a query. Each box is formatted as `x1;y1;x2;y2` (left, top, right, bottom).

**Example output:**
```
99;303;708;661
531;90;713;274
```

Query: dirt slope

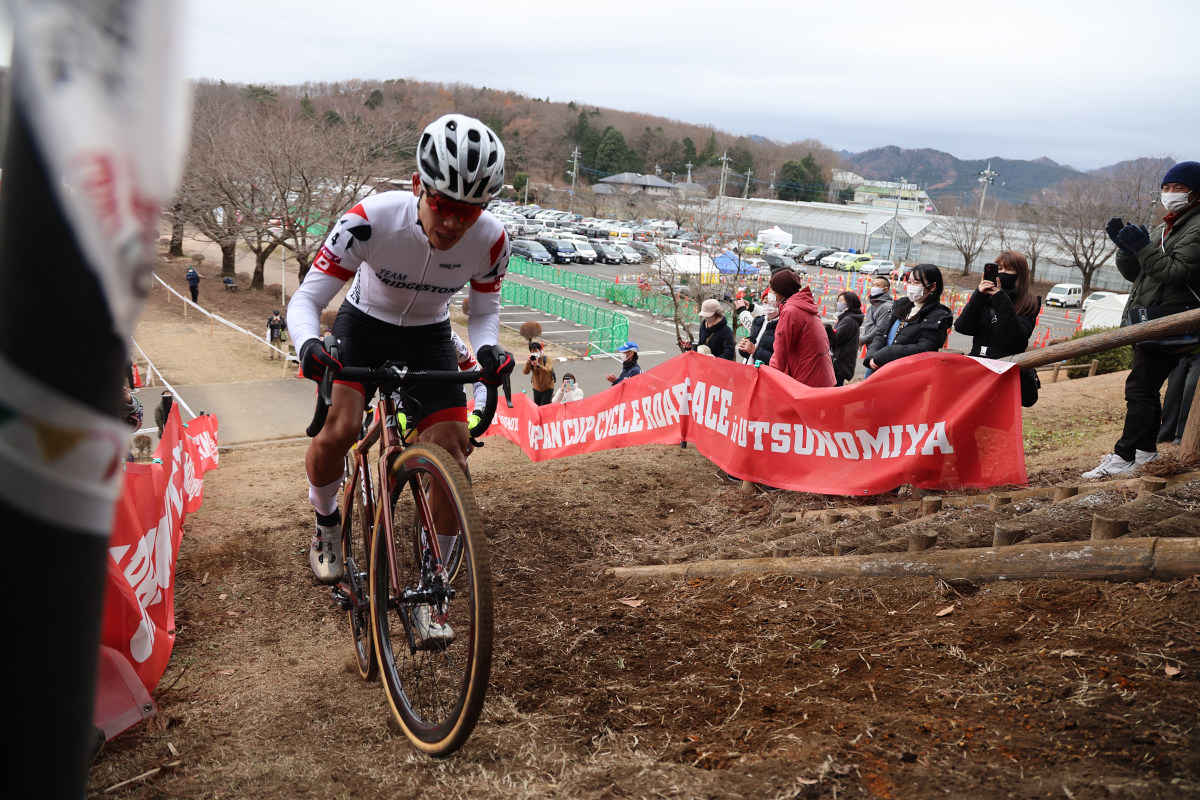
88;262;1200;799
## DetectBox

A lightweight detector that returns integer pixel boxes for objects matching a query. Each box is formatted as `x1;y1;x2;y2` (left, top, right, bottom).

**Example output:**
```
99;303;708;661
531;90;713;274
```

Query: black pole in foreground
0;96;127;798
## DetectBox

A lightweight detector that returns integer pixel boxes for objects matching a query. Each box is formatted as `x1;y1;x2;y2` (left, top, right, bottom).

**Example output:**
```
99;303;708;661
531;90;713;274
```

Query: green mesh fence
502;259;628;352
507;255;705;341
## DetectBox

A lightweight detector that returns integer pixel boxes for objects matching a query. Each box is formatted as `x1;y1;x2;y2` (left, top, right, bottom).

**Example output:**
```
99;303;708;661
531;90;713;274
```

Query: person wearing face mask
1085;161;1200;479
767;269;836;387
734;293;778;365
606;341;642;385
860;276;895;350
953;251;1040;360
863;263;953;376
831;291;864;386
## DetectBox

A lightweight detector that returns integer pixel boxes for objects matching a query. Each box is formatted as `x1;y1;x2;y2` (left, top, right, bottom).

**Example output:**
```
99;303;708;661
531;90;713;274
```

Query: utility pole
717;151;730;198
888;177;905;261
685;161;693;185
742;168;753;199
567;146;580;215
769;170;776;199
977;161;997;215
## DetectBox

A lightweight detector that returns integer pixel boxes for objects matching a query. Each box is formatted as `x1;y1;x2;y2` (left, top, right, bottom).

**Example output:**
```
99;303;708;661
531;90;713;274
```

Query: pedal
331;587;352;611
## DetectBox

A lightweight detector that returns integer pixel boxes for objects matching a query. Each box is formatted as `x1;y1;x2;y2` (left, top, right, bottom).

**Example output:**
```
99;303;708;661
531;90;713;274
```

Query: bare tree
1016;199;1053;281
1105;156;1174;228
985;203;1017;256
1042;178;1119;295
936;198;991;276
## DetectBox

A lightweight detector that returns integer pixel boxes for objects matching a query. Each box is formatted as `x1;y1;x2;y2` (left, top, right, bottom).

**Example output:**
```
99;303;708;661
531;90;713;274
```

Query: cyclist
286;114;515;599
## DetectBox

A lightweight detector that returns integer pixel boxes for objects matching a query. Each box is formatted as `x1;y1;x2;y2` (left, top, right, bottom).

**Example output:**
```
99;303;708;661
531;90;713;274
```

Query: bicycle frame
345;391;450;610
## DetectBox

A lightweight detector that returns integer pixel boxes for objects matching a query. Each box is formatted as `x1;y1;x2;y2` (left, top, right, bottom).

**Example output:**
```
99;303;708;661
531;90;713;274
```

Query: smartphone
983;262;999;283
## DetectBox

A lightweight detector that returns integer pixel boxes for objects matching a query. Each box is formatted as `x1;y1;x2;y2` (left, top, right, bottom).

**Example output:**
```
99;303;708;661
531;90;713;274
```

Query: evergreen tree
698;132;719;165
364;89;383;110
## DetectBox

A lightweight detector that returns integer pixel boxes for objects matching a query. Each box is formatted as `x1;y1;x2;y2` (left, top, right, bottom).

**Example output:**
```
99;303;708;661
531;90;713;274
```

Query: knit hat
769;269;802;299
1162;161;1200;192
698;298;722;318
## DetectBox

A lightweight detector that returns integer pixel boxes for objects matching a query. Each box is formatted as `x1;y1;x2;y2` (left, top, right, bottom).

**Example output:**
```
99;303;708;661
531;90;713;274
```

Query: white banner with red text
94;409;219;738
481;352;1026;494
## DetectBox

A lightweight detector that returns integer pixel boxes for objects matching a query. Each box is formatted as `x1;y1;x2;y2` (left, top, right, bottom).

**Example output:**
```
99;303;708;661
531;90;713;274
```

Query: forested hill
842;146;1087;203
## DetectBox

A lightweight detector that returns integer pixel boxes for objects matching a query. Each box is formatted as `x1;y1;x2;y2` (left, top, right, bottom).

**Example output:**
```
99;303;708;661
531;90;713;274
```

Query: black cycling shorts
331;301;466;429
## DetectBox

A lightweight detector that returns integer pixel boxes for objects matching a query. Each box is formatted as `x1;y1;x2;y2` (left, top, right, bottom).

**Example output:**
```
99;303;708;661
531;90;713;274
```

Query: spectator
1158;353;1200;446
863;263;953;377
606;341;642;385
831;291;864;386
767;269;836;387
691;299;736;360
154;390;174;437
1085;160;1200;478
186;266;201;303
552;373;584;403
860;276;894;348
734;296;777;365
120;383;143;463
267;310;286;359
523;341;556;406
954;251;1040;359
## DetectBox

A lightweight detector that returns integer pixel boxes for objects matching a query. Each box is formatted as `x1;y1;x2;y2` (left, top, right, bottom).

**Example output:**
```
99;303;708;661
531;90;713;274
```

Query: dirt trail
91;269;1200;799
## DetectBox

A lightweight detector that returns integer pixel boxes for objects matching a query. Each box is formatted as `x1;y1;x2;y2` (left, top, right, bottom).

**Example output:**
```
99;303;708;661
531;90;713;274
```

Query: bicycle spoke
370;444;492;757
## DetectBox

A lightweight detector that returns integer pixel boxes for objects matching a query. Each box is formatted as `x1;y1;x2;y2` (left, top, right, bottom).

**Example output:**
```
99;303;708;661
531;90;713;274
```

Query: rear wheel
342;454;376;681
369;444;493;757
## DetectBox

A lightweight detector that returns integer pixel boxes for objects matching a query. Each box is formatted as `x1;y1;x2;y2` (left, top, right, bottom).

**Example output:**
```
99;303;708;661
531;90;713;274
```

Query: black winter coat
863;298;953;369
698;315;736;360
744;315;778;364
953;289;1039;359
832;309;864;382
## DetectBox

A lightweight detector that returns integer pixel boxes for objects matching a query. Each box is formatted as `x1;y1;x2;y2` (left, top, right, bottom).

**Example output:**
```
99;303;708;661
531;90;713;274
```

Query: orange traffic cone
131;363;142;388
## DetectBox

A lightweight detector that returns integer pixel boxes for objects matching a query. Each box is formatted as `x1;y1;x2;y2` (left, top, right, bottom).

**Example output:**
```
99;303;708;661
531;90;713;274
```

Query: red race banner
482;352;1026;494
94;409;219;739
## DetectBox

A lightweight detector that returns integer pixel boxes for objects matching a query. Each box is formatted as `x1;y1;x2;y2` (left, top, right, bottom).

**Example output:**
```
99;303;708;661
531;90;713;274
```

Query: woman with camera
953;251;1040;359
863;263;953;376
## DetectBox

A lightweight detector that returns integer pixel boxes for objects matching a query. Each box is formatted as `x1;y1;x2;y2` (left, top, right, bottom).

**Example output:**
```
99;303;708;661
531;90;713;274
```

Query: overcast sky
14;1;1197;176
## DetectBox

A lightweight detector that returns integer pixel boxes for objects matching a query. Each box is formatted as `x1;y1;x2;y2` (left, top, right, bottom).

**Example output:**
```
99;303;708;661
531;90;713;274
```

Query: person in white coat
551;373;584;403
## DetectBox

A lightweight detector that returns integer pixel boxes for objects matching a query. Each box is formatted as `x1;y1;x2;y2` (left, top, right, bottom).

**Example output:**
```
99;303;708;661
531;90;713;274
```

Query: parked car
571;240;597;264
834;254;874;272
858;259;895;276
1046;283;1083;308
510;238;552;265
629;241;661;261
614;243;642;264
764;252;798;269
741;242;764;255
819;251;855;269
590;240;625;264
803;247;838;265
1082;291;1116;312
534;236;577;264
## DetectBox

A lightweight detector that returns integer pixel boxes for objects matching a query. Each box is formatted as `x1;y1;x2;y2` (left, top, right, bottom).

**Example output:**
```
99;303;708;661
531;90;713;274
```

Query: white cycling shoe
412;604;455;649
309;515;344;584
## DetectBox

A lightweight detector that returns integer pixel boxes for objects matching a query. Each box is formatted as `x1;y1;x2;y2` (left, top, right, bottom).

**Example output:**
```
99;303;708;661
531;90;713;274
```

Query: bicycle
306;335;510;756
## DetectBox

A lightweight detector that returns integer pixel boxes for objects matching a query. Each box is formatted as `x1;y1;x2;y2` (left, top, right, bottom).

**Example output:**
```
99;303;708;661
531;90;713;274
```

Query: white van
1046;283;1083;308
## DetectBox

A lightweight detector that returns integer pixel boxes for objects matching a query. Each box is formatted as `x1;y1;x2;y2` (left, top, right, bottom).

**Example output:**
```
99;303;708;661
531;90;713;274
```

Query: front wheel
369;444;493;757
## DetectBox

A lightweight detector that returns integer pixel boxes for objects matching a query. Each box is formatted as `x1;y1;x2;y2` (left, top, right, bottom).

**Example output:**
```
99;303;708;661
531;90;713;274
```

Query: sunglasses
422;191;484;222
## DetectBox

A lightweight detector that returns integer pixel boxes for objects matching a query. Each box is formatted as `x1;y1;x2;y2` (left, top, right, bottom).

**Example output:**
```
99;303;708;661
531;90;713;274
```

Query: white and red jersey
287;191;508;352
449;330;477;370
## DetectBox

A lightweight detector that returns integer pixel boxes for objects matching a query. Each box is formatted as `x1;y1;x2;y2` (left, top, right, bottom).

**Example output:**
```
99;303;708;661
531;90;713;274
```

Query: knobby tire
369;443;493;757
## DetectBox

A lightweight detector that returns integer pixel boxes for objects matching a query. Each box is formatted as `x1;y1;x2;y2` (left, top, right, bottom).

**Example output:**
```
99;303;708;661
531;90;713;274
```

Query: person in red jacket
767;269;836;387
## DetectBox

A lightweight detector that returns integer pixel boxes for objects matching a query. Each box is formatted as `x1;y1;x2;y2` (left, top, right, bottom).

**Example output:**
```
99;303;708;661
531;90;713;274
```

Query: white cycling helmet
417;114;505;205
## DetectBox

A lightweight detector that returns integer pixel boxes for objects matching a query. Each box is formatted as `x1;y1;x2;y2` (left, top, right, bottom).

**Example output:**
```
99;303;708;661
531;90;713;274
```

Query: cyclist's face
412;174;482;250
